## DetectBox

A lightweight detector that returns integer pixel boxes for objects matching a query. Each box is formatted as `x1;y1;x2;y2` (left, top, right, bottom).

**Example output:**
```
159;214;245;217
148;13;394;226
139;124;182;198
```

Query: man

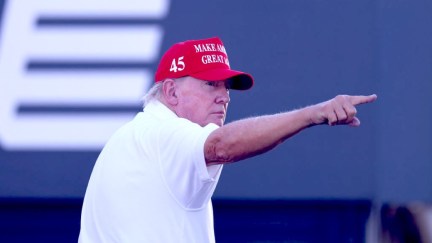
79;37;377;242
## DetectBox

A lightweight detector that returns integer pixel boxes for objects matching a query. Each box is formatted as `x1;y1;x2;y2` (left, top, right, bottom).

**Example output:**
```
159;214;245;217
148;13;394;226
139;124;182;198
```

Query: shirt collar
143;100;178;120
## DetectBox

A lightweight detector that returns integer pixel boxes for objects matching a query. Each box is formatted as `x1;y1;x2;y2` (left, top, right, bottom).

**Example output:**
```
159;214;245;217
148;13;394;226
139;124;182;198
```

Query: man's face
174;76;230;127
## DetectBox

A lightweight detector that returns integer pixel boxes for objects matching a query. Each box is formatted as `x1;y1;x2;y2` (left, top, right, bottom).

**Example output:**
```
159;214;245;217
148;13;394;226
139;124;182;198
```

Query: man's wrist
304;104;325;127
300;105;319;127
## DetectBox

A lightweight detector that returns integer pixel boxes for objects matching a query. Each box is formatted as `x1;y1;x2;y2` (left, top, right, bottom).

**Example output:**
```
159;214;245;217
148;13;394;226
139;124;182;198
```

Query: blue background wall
1;0;430;202
1;0;431;242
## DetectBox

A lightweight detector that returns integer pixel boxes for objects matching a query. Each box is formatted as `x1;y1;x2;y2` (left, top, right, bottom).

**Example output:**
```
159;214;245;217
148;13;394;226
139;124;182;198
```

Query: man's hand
309;94;377;127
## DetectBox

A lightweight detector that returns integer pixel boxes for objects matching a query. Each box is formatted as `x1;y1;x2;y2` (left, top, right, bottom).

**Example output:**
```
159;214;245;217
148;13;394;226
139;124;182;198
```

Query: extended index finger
348;94;378;106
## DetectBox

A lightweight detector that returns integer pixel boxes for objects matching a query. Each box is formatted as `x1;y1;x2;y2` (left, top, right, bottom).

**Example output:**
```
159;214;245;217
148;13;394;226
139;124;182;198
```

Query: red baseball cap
155;37;254;90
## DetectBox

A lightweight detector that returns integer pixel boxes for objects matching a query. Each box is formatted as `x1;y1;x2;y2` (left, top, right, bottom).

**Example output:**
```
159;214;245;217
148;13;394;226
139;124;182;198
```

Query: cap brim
190;68;254;90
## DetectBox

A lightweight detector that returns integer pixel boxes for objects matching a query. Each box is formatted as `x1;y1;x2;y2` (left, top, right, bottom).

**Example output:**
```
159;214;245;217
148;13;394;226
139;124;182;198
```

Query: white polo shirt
79;100;223;243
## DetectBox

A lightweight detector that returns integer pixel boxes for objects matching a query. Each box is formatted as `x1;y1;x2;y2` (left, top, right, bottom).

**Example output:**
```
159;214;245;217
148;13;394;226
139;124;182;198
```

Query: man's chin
208;120;224;127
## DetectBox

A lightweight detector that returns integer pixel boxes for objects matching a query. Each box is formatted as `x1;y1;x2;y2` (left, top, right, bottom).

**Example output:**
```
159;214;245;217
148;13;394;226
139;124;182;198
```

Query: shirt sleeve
154;118;223;210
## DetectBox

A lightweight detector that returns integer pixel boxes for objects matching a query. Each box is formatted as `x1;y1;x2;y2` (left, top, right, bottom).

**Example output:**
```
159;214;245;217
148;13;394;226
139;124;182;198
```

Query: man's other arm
204;94;377;165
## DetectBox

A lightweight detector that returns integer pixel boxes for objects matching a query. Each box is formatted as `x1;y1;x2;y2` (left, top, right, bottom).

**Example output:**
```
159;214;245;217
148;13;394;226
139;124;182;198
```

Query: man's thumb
349;117;361;127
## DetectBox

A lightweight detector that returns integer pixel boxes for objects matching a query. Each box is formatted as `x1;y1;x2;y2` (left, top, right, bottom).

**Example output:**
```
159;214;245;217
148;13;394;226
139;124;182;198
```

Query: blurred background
0;0;431;242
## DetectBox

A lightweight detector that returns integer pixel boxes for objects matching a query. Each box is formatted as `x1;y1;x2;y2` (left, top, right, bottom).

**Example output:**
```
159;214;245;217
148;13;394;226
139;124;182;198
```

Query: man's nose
216;90;230;104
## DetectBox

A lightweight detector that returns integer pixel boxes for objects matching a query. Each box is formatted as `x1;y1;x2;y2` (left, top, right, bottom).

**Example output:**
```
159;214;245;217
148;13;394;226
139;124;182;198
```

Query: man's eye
206;81;217;87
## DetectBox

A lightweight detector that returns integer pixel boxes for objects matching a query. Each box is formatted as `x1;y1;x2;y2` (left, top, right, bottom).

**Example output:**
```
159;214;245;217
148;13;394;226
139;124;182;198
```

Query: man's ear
162;79;178;105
